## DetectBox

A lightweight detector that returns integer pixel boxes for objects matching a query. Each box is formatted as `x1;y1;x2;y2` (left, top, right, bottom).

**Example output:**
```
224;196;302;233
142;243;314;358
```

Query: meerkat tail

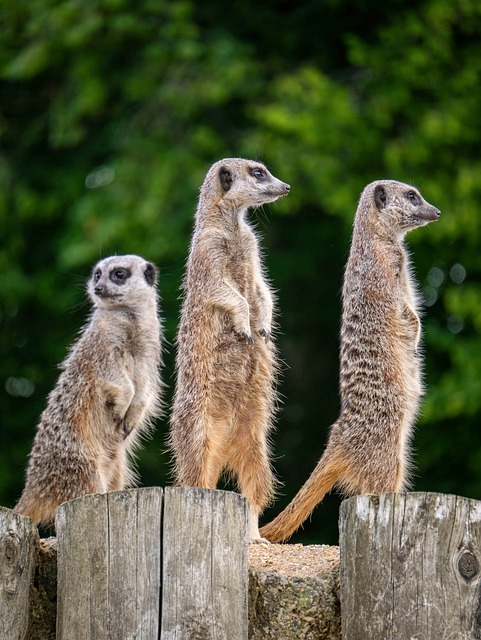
259;452;342;543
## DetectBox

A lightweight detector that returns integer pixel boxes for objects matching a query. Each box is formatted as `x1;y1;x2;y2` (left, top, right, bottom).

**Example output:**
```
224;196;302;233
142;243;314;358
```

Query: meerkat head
360;180;440;238
88;255;158;310
201;158;290;210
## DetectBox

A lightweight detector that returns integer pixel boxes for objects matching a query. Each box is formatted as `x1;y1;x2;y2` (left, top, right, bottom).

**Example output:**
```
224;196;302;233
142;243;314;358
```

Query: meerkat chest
112;320;157;370
226;227;259;281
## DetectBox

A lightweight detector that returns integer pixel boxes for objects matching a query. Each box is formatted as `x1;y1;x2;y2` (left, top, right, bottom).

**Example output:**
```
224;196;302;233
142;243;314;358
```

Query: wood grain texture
340;492;481;640
56;488;162;640
0;508;38;640
161;487;249;640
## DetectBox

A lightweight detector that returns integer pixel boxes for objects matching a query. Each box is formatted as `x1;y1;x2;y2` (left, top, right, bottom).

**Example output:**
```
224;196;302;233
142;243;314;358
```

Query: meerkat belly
212;337;274;406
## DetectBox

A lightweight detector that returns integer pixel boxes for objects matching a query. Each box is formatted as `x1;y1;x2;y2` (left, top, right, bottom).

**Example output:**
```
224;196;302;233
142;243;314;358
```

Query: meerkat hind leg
174;414;230;490
103;448;131;491
226;423;275;542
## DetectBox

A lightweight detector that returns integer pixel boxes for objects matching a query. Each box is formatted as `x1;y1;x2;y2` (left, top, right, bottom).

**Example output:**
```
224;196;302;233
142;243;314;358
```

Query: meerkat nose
94;285;105;295
283;183;291;193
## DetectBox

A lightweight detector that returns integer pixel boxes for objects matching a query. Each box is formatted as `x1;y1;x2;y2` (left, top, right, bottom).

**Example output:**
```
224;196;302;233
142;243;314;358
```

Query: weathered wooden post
340;492;481;639
0;508;38;640
56;487;248;639
162;487;249;640
56;488;163;639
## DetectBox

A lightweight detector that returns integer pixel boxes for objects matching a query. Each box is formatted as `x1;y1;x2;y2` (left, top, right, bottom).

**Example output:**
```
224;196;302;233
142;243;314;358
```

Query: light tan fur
169;158;290;541
260;180;440;542
14;255;163;527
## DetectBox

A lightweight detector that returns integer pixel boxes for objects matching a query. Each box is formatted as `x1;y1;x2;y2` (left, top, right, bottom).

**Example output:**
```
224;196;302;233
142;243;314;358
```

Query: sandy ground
248;543;339;578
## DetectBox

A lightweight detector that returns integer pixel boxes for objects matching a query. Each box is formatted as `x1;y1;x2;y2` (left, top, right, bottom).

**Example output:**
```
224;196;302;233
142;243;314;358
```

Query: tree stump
340;492;481;639
249;543;341;639
0;508;38;640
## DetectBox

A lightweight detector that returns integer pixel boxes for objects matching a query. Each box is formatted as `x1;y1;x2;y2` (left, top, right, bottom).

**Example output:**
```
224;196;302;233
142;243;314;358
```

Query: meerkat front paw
256;293;273;342
121;419;134;438
112;413;133;439
234;329;254;345
231;313;254;345
258;327;271;342
121;402;146;437
231;309;254;345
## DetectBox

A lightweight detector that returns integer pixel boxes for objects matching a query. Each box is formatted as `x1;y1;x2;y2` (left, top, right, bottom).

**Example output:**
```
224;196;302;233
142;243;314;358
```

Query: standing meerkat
169;158;290;541
260;180;440;543
14;254;163;527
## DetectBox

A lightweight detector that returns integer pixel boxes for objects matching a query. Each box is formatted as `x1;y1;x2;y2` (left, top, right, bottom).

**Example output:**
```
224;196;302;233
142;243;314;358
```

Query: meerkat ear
144;262;158;287
219;167;233;192
374;184;387;210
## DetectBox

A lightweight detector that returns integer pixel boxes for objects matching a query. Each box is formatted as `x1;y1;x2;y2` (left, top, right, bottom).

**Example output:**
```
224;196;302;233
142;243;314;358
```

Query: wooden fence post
56;487;248;639
56;488;163;640
340;492;481;639
162;487;249;640
0;508;38;640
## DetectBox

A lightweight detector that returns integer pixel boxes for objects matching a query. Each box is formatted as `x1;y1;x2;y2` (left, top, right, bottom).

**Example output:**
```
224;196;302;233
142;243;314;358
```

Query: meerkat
260;180;440;543
169;158;290;541
14;255;163;527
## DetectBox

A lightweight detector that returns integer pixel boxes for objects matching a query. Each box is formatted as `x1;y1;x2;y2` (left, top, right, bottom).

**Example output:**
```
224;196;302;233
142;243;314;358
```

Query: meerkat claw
123;421;134;439
259;328;270;342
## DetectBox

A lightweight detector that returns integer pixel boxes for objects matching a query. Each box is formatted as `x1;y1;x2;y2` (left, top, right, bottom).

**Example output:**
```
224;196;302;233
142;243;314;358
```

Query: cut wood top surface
249;543;339;578
39;537;341;580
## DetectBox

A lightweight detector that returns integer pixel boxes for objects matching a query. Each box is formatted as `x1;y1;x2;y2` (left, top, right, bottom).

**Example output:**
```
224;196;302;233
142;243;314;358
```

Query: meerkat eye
109;268;131;284
407;191;420;205
94;269;102;282
251;168;266;180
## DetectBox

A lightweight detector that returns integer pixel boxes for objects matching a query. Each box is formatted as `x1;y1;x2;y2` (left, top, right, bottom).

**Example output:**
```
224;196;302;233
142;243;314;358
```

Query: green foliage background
1;0;480;543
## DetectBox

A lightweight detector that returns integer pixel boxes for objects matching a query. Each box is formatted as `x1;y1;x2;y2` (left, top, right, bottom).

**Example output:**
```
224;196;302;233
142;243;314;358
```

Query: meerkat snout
424;206;441;221
274;182;291;196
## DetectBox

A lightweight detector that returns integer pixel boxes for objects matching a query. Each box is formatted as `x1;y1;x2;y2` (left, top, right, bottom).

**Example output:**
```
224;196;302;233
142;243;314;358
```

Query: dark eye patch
407;191;420;205
93;269;102;282
109;268;131;284
250;167;266;180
